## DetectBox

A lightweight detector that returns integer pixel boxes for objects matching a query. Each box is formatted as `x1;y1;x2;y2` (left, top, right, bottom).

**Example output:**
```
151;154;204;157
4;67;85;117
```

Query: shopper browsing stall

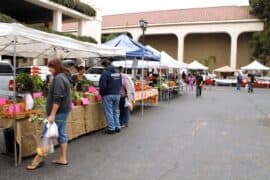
27;59;72;170
118;66;135;128
99;60;122;134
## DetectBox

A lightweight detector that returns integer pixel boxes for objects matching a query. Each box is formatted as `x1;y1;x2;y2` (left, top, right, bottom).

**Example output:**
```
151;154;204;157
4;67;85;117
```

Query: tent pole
141;56;144;116
159;62;162;102
12;37;18;167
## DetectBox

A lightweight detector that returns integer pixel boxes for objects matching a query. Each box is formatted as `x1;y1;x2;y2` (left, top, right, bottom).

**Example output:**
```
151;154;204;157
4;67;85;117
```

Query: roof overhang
25;0;94;21
103;19;263;30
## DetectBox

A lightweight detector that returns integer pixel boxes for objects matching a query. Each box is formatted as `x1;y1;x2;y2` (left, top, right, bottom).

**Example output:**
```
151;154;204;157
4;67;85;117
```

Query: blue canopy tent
104;34;160;61
104;34;160;115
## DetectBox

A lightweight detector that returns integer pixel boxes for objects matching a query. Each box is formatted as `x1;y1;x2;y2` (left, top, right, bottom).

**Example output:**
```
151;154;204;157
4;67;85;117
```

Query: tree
198;56;216;67
249;0;270;65
101;33;119;43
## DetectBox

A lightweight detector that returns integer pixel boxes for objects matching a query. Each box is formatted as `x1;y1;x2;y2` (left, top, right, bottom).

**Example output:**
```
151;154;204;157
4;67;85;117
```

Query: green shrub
0;12;97;44
50;0;96;17
0;13;17;23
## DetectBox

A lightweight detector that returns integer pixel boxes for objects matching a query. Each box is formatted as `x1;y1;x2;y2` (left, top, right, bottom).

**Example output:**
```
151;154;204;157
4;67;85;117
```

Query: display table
214;79;237;86
134;89;159;105
0;103;107;164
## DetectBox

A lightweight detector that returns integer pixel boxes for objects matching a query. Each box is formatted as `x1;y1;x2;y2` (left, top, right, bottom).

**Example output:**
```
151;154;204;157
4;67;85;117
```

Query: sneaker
104;129;115;135
121;124;128;128
115;128;121;133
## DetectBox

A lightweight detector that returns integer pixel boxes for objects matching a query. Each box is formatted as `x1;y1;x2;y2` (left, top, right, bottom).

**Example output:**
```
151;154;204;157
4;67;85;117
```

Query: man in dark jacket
99;60;122;134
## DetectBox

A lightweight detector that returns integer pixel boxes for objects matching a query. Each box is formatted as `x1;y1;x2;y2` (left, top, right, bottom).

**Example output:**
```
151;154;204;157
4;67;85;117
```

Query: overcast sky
84;0;249;15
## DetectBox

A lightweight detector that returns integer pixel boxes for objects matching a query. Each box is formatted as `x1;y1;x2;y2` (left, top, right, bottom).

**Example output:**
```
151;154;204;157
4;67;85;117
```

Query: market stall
187;60;209;71
104;34;161;114
0;102;107;164
0;22;124;166
240;60;270;88
213;66;237;86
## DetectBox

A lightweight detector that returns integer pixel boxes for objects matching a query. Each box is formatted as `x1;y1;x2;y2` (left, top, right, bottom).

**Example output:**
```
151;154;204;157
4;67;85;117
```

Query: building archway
237;32;254;68
138;34;178;59
184;33;231;70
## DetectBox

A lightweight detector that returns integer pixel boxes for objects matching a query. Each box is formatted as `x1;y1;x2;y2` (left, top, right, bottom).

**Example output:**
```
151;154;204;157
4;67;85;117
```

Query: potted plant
71;91;82;106
77;79;93;92
16;73;34;110
31;75;43;93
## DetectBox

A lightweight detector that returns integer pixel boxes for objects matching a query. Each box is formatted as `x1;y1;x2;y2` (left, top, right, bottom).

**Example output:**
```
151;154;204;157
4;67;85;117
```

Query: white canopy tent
146;45;187;69
213;65;237;73
187;60;208;70
0;22;124;166
0;23;125;58
160;51;188;69
241;60;270;71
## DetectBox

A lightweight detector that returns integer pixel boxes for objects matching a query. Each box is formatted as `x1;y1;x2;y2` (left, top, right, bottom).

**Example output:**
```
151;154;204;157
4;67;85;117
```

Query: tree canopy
249;0;270;65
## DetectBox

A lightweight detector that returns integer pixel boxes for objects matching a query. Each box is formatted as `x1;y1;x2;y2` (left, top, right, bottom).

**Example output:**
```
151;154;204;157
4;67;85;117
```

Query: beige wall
237;33;254;68
139;34;178;59
135;33;254;70
184;33;231;70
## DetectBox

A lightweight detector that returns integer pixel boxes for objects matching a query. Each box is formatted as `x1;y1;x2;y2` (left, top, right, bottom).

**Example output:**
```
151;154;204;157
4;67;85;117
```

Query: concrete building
0;0;102;43
102;6;264;69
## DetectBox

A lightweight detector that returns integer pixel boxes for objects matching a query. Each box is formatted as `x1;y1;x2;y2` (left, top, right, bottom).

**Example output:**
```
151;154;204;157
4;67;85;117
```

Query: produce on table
134;81;152;91
168;81;176;87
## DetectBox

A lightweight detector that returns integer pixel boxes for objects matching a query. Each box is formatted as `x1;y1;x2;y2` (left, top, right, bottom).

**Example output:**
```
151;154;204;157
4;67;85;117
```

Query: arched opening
138;34;178;59
237;32;254;68
184;33;231;70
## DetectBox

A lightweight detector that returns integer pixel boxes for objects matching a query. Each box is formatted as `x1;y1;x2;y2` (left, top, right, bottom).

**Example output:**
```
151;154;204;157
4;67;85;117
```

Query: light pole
139;19;148;116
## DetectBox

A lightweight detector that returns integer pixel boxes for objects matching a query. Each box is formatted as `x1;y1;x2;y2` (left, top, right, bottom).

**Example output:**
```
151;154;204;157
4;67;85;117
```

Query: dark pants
248;82;254;93
119;96;129;126
196;86;202;97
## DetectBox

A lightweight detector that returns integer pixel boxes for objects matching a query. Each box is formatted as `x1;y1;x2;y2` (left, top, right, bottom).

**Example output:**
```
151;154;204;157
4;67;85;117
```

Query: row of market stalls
186;59;270;87
104;34;188;103
0;25;186;166
0;23;126;166
1;22;269;166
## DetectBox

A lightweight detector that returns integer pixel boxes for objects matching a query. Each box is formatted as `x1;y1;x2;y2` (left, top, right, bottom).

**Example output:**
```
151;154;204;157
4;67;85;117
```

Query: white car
85;66;104;86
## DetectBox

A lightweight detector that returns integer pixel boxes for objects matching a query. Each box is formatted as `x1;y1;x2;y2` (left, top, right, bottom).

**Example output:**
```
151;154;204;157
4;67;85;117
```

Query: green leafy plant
31;76;43;92
34;97;46;107
0;12;97;44
28;115;44;124
249;0;270;65
71;91;82;100
16;73;33;93
198;56;216;67
50;0;96;17
77;79;93;92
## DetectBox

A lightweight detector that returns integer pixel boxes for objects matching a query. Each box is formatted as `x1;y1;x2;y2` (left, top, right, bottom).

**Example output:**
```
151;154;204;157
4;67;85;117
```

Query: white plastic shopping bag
124;97;131;108
45;122;59;138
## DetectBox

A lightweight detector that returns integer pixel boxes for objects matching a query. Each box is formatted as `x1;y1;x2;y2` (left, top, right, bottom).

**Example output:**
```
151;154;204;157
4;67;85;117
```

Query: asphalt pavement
0;86;270;180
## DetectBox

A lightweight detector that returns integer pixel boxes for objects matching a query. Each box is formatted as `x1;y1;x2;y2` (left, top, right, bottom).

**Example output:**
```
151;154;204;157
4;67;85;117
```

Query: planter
73;99;82;106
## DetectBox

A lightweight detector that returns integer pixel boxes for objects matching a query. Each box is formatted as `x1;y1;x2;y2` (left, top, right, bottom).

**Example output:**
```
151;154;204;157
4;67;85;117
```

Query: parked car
85;66;104;86
0;63;52;98
0;62;14;97
16;66;51;81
